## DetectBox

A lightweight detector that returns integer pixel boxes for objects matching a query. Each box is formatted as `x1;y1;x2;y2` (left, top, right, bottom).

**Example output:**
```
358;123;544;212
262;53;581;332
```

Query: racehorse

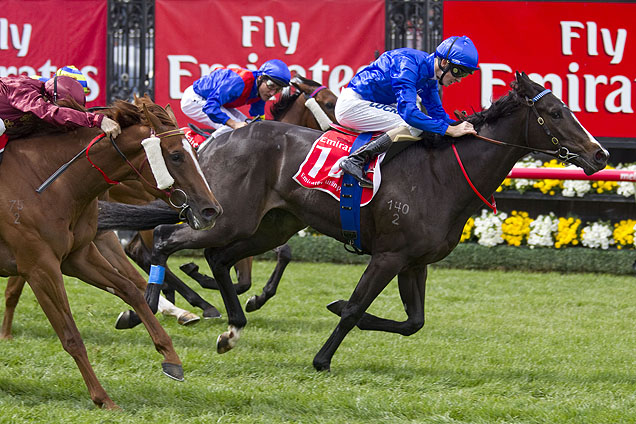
107;72;607;371
113;74;338;326
0;96;221;408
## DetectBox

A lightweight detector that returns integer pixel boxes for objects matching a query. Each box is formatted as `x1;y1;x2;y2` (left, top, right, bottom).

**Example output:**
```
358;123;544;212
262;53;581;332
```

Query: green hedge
256;235;636;275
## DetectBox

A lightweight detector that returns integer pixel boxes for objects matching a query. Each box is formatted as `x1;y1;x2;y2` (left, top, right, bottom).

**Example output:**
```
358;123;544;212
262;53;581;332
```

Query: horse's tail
97;200;181;231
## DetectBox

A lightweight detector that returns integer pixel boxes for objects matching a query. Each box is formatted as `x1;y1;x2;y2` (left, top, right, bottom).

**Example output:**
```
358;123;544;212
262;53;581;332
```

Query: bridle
472;89;579;163
302;84;333;131
452;88;579;213
86;128;193;219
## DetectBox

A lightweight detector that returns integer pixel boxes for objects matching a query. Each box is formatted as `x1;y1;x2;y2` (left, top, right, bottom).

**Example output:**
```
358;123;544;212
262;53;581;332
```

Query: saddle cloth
292;130;383;206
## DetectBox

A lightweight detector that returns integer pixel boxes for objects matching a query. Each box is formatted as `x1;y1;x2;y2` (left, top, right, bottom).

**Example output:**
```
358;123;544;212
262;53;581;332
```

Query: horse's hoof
177;312;201;326
312;359;331;372
217;333;233;354
245;296;259;313
326;300;346;316
179;262;199;275
203;307;222;319
161;362;184;381
115;310;142;329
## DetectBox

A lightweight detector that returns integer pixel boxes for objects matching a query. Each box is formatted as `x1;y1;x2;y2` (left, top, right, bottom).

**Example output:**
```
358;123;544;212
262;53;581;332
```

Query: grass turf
1;259;635;423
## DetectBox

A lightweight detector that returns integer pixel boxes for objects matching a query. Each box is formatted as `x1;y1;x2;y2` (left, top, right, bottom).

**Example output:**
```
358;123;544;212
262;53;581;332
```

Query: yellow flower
613;219;636;249
501;211;532;246
461;217;474;243
555;217;581;248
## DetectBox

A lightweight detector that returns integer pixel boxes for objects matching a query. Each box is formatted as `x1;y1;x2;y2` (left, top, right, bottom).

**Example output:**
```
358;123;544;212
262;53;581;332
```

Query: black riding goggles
449;64;473;78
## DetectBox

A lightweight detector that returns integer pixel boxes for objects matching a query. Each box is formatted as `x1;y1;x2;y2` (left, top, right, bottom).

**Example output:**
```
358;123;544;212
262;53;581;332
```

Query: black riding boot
339;133;393;187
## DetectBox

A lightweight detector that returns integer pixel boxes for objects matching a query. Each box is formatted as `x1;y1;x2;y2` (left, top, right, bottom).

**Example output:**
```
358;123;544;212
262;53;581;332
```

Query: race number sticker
292;131;380;206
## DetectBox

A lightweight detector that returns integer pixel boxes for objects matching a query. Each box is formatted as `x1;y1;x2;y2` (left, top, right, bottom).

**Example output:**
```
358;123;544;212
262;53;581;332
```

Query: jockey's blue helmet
435;36;479;72
259;59;291;87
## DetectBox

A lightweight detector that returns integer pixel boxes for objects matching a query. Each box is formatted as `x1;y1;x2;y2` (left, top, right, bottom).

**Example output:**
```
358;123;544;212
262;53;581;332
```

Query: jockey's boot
339;133;393;188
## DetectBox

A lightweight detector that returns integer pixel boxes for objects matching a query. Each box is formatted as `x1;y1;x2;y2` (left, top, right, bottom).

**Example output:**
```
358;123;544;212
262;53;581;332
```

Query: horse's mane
270;75;323;121
465;84;523;130
98;95;175;129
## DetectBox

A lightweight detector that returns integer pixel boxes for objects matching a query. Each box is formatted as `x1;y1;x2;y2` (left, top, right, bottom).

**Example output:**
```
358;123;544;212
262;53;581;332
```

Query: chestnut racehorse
0;97;221;408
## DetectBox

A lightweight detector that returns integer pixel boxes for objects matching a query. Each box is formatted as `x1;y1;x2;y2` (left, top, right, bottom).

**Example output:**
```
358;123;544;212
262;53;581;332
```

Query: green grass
1;259;636;423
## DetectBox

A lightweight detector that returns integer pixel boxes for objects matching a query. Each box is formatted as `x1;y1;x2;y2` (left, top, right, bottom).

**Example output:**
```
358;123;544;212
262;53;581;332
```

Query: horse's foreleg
179;257;253;294
245;243;292;312
1;276;27;339
62;242;184;382
125;229;219;318
313;253;404;372
327;265;427;335
205;213;304;354
94;230;201;327
21;256;117;409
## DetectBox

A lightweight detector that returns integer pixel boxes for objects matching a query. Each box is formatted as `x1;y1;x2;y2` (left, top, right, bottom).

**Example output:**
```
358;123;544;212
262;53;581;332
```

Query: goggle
450;64;473;78
264;79;285;92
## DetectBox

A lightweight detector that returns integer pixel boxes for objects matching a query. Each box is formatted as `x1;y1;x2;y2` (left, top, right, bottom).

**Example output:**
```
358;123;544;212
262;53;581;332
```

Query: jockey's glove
101;117;122;139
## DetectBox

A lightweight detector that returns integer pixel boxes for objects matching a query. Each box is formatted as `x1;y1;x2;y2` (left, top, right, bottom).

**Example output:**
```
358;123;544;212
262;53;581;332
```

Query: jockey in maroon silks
0;75;120;155
180;59;292;140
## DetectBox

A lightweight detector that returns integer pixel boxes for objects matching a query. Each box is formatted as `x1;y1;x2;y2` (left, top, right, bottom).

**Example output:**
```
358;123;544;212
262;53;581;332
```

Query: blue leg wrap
148;265;165;285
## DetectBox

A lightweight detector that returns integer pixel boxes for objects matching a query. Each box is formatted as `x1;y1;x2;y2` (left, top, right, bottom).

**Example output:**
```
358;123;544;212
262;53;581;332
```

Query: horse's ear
164;104;179;127
142;103;161;131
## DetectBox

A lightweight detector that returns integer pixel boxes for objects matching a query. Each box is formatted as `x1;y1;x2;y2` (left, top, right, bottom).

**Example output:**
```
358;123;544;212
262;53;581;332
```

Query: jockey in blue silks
336;36;480;187
181;59;291;139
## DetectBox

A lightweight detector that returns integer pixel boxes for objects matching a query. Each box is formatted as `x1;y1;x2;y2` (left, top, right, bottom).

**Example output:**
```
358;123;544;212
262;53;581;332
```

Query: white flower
580;222;614;249
562;179;592;197
528;213;558;247
616;163;636;198
473;209;507;247
512;157;544;192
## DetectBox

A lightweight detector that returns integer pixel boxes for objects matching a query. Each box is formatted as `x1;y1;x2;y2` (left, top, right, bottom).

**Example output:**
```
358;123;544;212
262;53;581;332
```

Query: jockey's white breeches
181;85;247;138
335;88;422;137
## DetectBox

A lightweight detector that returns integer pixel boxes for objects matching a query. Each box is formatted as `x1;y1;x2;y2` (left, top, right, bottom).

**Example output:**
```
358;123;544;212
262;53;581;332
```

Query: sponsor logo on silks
368;103;399;114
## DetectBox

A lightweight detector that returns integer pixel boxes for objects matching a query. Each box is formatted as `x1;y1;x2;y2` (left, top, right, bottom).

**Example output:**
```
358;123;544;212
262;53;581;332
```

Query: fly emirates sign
443;1;635;139
154;0;384;124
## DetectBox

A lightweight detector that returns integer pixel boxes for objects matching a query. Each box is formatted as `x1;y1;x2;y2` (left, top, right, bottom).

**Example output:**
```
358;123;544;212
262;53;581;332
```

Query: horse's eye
324;102;335;110
169;152;184;162
550;111;562;119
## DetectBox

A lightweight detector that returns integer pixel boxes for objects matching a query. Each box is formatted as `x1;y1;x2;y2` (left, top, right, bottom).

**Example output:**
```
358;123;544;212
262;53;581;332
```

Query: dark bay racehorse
113;72;607;370
0;97;221;408
113;75;339;325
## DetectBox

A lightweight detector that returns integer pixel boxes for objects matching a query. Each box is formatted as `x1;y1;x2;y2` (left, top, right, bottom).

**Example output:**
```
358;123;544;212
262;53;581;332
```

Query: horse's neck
445;113;530;208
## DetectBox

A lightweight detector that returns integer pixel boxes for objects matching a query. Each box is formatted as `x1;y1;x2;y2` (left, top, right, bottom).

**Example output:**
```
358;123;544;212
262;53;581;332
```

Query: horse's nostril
203;207;221;220
595;149;609;162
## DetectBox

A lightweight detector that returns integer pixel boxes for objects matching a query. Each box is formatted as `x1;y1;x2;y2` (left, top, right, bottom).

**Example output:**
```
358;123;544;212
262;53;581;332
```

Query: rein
303;85;332;131
453;88;576;213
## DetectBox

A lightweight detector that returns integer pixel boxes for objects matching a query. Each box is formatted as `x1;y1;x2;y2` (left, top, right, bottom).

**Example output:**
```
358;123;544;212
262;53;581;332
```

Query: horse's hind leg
313;253;405;372
62;242;184;382
179;257;253;294
327;265;426;335
245;243;292;312
1;276;27;340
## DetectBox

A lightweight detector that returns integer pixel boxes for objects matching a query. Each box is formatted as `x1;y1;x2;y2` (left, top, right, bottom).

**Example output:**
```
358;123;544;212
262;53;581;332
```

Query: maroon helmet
44;75;86;106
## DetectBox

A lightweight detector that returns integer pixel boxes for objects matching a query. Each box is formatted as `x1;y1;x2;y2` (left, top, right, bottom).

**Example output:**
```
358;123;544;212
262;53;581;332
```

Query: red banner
0;0;108;107
155;0;385;125
443;1;635;139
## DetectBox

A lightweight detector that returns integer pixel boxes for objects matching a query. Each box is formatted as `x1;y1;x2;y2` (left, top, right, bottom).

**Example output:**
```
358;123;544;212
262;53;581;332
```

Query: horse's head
133;96;222;230
512;71;608;175
271;75;337;130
